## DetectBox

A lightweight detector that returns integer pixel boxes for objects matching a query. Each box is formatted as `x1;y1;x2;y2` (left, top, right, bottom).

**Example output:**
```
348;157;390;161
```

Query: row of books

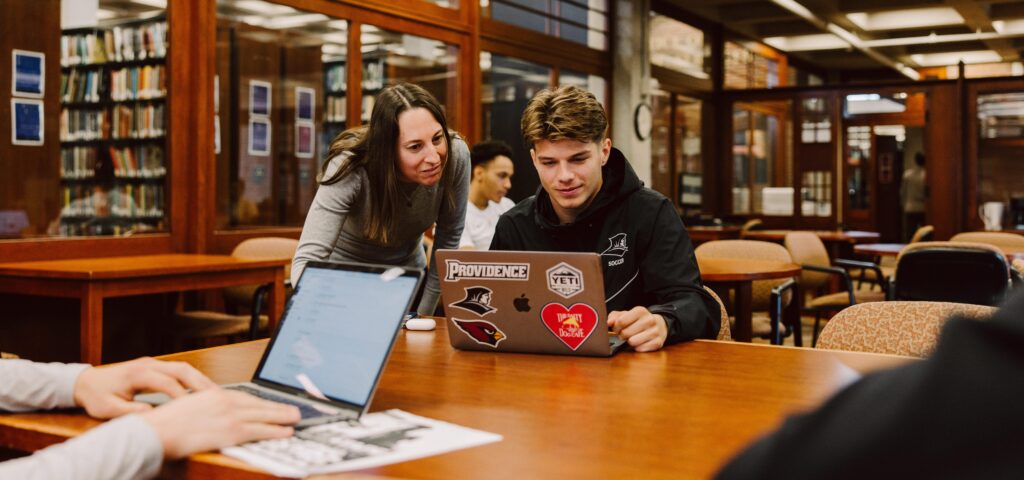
110;65;167;101
61;147;98;179
363;59;385;91
60;184;165;219
108;145;166;178
61;69;104;103
57;220;161;237
111;104;166;139
60;21;168;66
325;95;347;122
326;63;346;93
60;108;107;142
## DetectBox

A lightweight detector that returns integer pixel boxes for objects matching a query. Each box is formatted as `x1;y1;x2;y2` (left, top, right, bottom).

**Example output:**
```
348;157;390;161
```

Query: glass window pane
650;90;673;201
215;0;347;229
677;95;703;211
977;92;1024;227
481;52;551;202
359;27;459;130
650;14;708;79
725;41;783;90
559;69;607;109
483;0;608;50
733;101;793;216
845;126;872;211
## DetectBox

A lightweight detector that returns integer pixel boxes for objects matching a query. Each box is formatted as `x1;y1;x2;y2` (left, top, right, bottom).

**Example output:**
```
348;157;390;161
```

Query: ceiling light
321;32;347;44
764;34;848;52
826;23;865;49
262;13;328;29
130;0;167;7
327;20;348;31
235;0;295;15
96;8;117;20
770;0;817;24
845;7;963;31
910;50;1002;67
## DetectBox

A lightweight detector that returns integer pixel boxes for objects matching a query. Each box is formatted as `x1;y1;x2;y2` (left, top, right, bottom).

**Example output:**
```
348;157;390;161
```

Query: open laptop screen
256;263;419;407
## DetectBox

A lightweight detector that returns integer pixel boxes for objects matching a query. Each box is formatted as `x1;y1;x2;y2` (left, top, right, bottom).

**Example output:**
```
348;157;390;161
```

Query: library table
0;325;913;479
742;230;880;259
698;257;802;342
855;243;1024;262
0;254;287;364
687;225;743;246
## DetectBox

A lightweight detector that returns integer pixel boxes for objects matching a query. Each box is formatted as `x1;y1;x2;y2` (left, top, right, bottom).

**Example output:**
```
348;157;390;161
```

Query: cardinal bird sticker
540;303;598;351
452;318;507;347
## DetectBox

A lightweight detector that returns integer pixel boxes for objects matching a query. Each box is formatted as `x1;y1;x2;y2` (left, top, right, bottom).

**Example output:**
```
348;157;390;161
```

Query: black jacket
490;148;719;343
717;289;1024;479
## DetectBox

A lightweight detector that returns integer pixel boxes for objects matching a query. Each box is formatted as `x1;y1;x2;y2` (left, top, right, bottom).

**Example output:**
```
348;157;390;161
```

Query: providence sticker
452;318;507;347
546;262;583;299
444;260;529;282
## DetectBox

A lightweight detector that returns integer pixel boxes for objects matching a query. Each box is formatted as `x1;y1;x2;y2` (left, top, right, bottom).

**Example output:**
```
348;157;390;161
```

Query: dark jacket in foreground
717;288;1024;479
490;148;719;344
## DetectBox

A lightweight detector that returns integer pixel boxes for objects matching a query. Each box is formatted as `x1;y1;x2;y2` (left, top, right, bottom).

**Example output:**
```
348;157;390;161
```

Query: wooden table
687;225;742;245
698;257;802;342
0;326;913;479
742;230;880;259
0;254;287;364
855;243;1024;262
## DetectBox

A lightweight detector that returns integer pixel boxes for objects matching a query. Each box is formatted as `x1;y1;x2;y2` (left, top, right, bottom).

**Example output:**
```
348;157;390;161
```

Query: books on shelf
61;147;98;179
60;21;168;67
108;145;166;178
60;108;108;141
325;95;346;122
326;63;346;93
111;103;165;139
362;58;384;91
110;65;167;101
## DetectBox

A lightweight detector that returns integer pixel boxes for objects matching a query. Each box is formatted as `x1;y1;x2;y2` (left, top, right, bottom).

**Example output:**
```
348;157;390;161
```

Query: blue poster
248;118;271;156
11;99;44;145
13;50;45;97
250;80;271;117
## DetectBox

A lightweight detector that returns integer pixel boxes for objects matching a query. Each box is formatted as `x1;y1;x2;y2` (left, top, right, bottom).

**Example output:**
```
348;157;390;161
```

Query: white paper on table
222;409;502;478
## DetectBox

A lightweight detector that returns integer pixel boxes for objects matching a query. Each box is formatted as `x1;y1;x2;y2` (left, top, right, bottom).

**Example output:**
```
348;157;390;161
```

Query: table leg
80;285;103;365
734;282;753;342
266;268;285;332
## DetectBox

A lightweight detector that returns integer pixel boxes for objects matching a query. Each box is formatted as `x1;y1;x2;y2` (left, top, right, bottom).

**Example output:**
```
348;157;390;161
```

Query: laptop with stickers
435;249;628;357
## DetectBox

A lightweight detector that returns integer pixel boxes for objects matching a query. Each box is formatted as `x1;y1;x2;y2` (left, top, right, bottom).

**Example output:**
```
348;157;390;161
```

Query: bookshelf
58;17;168;236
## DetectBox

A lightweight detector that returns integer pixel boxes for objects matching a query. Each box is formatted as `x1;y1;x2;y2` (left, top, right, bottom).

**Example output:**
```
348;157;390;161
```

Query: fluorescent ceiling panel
910;50;1001;67
235;0;295;15
847;7;963;31
262;13;328;29
764;33;848;52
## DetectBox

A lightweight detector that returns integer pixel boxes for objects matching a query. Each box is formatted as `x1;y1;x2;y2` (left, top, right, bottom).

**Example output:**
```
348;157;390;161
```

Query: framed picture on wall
296;87;315;122
249;79;272;117
11;98;44;146
12;50;45;98
296;123;314;159
248;118;271;156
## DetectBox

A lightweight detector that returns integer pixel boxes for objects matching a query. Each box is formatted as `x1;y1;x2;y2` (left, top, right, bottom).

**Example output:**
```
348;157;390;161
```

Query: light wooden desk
0;254;287;364
0;325;912;479
698;257;802;342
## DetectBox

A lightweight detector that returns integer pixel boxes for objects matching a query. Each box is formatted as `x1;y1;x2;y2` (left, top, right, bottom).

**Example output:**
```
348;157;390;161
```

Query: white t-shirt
459;197;515;250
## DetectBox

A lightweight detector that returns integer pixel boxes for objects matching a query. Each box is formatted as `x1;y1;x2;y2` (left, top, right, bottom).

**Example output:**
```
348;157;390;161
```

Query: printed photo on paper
249;118;271;156
250;79;272;117
296;87;315;122
12;50;45;98
296;123;314;159
11;99;44;146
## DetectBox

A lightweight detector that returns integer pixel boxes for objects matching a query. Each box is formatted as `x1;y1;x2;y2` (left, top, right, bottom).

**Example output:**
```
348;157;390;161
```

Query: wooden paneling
925;83;962;240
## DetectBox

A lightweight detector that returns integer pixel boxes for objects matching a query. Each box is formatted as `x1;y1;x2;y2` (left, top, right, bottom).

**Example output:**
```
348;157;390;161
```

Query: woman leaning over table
292;83;469;314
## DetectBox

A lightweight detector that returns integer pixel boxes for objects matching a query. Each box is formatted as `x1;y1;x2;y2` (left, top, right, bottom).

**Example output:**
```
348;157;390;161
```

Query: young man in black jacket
489;85;719;351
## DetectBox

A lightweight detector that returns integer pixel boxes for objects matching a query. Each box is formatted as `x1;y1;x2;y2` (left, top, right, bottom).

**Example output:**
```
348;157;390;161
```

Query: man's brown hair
520;85;607;149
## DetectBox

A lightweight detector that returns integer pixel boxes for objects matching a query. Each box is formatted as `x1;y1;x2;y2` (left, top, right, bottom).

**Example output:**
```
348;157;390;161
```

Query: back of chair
817;301;996;357
739;218;763;235
696;240;793;310
893;241;1010;306
950;232;1024;252
784;232;832;291
909;225;934;243
703;286;731;341
225;237;300;307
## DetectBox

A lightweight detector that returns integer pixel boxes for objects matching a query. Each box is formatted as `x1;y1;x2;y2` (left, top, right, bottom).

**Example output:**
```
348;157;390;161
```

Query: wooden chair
784;232;886;346
170;237;298;349
893;241;1011;306
696;240;799;345
950;232;1024;252
817;301;996;357
703;286;731;341
739;218;763;236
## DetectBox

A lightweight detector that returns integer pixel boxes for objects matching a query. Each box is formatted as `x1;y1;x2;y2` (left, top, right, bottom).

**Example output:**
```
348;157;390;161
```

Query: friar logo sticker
546;262;584;299
601;233;629;258
444;260;529;282
450;286;497;316
452;318;506;347
540;303;598;351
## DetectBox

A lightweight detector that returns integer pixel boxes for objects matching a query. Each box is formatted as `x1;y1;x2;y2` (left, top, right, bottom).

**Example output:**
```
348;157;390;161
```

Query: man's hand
140;388;300;459
608;306;668;352
73;357;217;419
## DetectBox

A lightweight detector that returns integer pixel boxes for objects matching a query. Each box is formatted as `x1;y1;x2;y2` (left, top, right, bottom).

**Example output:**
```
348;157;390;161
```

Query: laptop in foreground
435;249;627;357
139;260;422;428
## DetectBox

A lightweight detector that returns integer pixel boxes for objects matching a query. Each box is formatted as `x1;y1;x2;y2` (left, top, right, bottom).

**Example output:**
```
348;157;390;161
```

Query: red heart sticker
540;303;598;351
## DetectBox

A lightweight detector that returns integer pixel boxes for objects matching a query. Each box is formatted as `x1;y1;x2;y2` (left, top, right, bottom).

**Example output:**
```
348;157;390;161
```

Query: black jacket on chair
489;148;719;344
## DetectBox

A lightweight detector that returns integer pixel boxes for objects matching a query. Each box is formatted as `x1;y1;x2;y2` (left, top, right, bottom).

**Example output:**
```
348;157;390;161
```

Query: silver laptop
139;261;422;428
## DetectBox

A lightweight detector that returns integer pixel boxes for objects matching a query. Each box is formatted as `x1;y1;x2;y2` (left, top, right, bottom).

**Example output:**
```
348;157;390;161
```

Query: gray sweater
293;137;470;314
0;360;163;480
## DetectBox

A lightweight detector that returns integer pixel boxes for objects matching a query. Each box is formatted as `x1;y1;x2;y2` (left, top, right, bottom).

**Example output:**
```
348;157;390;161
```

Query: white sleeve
0;360;89;412
0;414;164;480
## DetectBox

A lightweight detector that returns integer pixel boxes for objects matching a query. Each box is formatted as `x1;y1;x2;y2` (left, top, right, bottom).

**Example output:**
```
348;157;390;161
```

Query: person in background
292;83;470;315
716;288;1024;479
459;141;516;250
900;151;926;242
490;85;718;352
0;357;299;479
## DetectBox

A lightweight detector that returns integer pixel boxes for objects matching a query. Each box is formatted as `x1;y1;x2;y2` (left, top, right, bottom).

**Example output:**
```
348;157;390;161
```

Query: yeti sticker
449;286;497;316
546;262;584;299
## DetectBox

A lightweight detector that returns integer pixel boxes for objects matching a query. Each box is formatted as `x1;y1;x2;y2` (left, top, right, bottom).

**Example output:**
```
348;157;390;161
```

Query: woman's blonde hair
520;85;607;149
321;83;455;244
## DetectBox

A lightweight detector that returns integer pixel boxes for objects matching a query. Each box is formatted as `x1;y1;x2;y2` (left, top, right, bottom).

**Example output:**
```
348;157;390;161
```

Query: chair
855;224;934;290
704;286;731;341
171;237;298;349
784;232;886;346
909;225;935;243
817;301;996;357
0;352;19;359
950;232;1024;253
892;241;1011;306
695;240;799;345
739;218;763;236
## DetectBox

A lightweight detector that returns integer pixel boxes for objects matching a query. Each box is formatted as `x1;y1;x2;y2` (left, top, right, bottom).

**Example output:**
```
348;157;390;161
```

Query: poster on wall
248;118;271;156
296;123;314;159
296;87;315;122
249;79;272;117
11;99;44;146
12;50;45;98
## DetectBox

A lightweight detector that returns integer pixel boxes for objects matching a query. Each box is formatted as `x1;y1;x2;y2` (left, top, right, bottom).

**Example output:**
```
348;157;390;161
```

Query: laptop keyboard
228;384;334;420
